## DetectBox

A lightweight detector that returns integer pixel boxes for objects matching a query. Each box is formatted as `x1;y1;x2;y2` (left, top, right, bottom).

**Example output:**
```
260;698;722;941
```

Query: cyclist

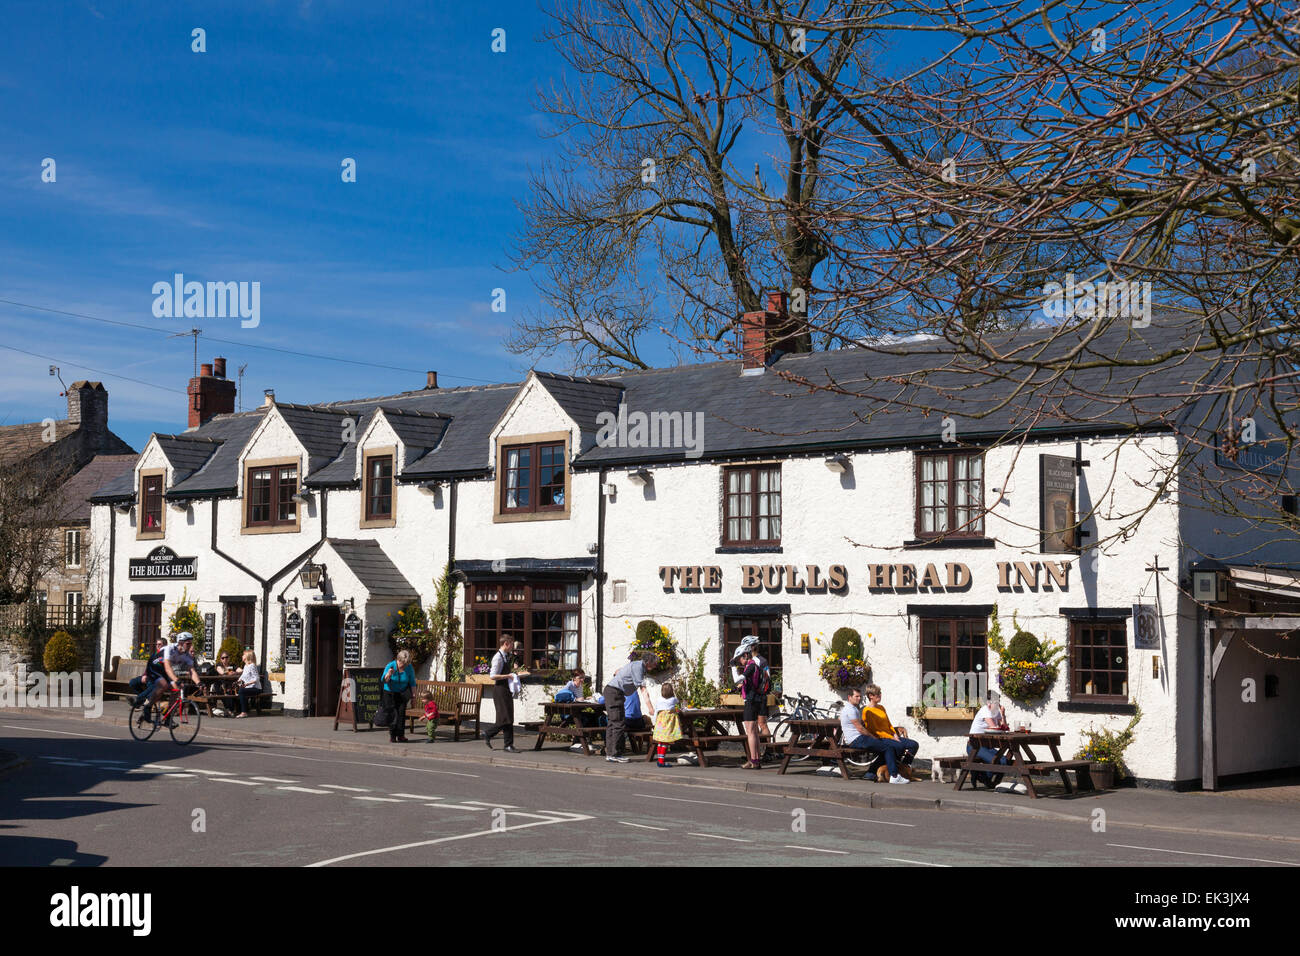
132;631;198;721
730;635;775;762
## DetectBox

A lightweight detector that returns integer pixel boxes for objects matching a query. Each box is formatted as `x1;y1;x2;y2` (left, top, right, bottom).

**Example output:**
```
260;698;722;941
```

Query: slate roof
91;314;1267;503
0;421;81;465
325;538;420;600
58;455;138;522
155;435;223;482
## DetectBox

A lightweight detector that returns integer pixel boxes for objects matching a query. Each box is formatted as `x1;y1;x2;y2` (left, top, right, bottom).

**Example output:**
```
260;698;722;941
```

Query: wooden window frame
493;431;570;523
361;448;396;529
722;614;784;674
918;617;989;701
721;463;782;547
65;591;83;625
1069;620;1129;702
138;470;166;540
224;601;257;651
134;601;161;659
242;458;301;534
914;451;986;540
464;580;581;675
65;529;83;569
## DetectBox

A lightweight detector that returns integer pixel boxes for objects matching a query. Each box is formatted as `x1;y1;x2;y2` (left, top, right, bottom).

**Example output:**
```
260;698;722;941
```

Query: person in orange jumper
861;684;920;781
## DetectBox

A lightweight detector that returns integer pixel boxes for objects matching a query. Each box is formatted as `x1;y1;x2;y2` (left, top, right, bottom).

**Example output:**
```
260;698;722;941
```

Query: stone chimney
187;356;237;428
426;371;438;389
67;381;109;436
263;389;276;407
741;291;810;370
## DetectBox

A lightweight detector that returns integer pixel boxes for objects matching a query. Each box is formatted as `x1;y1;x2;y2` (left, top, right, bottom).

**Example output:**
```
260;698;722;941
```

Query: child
419;687;439;743
554;669;586;703
652;682;683;767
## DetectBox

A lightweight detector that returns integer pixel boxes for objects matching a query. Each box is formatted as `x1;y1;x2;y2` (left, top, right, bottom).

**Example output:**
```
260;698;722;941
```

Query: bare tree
0;458;76;605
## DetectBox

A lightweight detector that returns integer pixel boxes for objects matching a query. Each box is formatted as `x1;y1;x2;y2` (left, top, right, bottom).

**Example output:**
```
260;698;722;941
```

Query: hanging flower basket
996;660;1058;704
630;621;680;674
818;651;871;690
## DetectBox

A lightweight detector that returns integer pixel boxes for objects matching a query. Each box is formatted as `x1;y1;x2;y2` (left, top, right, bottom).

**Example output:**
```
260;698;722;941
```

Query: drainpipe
596;467;607;688
102;506;117;673
446;480;457;681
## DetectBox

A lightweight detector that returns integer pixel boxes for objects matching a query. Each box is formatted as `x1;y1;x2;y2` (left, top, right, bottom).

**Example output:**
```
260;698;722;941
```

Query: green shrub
1005;630;1040;662
219;636;245;664
168;588;206;655
635;619;661;644
831;627;863;660
43;630;79;672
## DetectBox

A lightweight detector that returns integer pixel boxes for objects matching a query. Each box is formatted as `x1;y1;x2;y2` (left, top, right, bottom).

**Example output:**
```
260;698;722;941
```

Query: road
3;713;1299;867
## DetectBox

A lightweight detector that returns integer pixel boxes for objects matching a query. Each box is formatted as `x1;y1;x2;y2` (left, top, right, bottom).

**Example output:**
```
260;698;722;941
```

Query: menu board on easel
284;611;303;664
333;667;381;732
342;613;363;667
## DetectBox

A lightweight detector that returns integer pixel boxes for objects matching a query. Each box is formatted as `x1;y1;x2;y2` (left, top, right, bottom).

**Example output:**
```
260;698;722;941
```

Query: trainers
995;781;1016;792
606;755;629;763
889;775;910;785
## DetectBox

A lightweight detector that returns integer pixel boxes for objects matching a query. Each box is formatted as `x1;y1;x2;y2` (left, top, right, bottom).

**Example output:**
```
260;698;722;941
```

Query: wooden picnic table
776;718;851;777
955;731;1095;798
654;706;771;768
531;700;608;756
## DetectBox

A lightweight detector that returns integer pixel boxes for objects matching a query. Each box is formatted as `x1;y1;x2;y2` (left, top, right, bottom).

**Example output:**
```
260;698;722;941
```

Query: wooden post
1201;615;1217;791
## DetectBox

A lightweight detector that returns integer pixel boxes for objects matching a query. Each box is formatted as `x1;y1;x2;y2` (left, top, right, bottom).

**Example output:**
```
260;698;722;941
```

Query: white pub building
89;315;1300;789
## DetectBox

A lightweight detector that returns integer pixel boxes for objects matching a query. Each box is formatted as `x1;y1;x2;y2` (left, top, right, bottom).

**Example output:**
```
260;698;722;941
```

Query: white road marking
423;803;488;811
784;845;849;855
307;812;593;866
51;859;75;866
635;792;915;827
882;857;950;867
249;776;297;783
354;796;404;803
141;764;187;771
463;800;520;809
1106;843;1300;866
390;793;443;800
688;832;752;843
2;723;116;740
229;749;478;777
186;769;234;776
618;821;668;831
278;786;332;795
213;778;261;786
320;784;370;792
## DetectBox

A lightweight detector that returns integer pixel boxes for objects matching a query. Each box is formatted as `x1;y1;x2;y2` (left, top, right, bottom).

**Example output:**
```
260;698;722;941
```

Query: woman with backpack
735;638;770;769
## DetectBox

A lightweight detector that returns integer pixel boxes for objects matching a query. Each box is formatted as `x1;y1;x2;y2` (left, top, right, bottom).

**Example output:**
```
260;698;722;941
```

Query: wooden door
312;606;341;717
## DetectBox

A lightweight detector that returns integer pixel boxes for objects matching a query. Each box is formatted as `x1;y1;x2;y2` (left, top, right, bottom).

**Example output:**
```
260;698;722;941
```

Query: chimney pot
185;359;236;429
213;357;227;378
426;370;438;389
263;389;275;407
200;363;213;378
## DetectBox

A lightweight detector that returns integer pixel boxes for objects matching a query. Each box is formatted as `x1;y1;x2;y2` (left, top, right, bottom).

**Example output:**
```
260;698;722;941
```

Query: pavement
4;701;1300;845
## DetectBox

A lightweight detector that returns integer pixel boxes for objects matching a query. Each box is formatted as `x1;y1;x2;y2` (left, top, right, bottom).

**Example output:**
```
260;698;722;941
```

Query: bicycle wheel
845;746;877;768
169;700;202;745
128;702;159;741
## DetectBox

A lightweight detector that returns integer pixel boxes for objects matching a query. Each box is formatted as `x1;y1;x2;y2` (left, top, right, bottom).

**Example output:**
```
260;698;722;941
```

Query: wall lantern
168;498;190;512
300;562;324;591
113;502;132;515
291;488;313;504
627;469;653;486
824;455;850;474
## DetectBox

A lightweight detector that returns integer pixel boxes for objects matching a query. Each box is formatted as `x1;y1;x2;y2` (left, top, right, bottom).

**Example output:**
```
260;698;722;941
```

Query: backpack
756;665;772;697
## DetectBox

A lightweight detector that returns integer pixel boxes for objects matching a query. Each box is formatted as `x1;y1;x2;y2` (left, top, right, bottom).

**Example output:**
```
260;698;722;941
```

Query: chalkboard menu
342;613;363;667
203;613;215;655
334;667;382;732
284;611;303;664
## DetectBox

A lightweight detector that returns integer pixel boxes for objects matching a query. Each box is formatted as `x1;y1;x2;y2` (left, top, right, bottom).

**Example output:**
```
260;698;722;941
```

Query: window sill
493;510;570;524
1057;700;1137;715
240;523;302;535
903;537;995;550
715;545;783;554
359;517;397;530
136;531;165;541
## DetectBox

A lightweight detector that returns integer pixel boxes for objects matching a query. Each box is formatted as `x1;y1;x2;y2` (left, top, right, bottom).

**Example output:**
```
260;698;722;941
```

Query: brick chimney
67;381;109;436
425;370;438;389
740;291;810;370
187;356;237;428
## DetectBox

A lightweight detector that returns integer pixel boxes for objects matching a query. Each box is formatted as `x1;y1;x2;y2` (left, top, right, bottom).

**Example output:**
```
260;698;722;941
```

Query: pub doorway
311;605;342;717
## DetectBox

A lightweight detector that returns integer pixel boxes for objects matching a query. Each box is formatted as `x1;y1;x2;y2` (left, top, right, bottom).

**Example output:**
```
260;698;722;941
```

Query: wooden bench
403;680;483;741
103;657;148;701
193;676;273;717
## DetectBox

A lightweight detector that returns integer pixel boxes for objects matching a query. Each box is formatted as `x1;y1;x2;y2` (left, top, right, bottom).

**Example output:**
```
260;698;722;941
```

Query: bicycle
129;680;202;745
770;693;861;763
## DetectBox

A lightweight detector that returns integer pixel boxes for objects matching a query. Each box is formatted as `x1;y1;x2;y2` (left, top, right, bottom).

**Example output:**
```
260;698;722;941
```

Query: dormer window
138;470;165;539
494;433;570;522
364;452;395;525
246;463;299;529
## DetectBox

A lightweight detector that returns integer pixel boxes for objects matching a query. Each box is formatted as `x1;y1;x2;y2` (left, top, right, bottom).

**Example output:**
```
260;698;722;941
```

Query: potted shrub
1075;706;1142;789
43;630;79;673
466;656;494;684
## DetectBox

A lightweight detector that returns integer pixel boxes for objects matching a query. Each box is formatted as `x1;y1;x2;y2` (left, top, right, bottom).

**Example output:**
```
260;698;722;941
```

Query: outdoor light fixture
603;482;617;497
168;499;189;512
626;469;652;486
113;502;132;515
299;562;324;591
291;488;312;504
824;455;850;473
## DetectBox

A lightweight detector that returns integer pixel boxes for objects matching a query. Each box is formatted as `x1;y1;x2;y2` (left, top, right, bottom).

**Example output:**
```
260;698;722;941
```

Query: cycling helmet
177;631;195;643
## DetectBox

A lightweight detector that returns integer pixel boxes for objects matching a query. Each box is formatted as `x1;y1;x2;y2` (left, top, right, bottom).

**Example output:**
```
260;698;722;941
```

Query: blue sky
0;2;596;449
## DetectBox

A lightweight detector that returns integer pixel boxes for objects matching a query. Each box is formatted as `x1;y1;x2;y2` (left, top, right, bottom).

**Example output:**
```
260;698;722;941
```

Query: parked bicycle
129;681;201;745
